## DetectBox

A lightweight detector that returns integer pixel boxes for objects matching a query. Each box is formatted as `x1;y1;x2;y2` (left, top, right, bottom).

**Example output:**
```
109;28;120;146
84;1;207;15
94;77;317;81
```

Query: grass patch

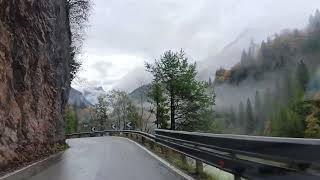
121;134;218;180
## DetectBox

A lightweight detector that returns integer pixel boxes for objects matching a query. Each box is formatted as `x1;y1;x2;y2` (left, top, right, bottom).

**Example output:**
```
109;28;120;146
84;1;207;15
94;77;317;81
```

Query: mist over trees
212;10;320;138
66;10;320;138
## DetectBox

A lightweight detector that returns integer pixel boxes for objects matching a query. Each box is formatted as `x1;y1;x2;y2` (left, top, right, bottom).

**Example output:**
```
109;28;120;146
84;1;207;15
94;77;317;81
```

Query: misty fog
73;0;320;92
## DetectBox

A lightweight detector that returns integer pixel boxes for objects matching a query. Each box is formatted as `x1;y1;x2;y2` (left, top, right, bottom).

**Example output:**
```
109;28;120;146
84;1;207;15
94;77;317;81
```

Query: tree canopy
146;50;214;130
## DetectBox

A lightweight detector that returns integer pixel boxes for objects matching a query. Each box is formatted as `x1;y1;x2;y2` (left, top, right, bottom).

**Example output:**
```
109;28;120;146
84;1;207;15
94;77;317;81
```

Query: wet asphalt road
28;136;179;180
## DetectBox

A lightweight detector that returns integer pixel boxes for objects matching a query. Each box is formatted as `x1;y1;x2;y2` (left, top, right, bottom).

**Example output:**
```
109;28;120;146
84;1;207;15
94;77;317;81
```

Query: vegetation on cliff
67;0;92;80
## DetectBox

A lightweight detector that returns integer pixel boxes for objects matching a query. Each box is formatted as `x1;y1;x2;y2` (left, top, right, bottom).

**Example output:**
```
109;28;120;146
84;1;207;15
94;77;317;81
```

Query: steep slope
83;86;107;104
113;29;266;91
197;28;267;80
0;0;71;171
210;11;320;136
68;87;92;108
129;84;152;107
129;84;151;101
114;66;153;92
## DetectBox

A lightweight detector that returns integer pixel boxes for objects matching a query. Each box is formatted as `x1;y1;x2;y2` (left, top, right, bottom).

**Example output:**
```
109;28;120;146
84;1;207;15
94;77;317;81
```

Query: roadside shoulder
119;137;195;180
0;151;64;180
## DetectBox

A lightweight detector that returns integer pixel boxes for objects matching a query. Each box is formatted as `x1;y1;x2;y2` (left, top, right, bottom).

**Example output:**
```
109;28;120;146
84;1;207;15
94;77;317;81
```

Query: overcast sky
73;0;320;92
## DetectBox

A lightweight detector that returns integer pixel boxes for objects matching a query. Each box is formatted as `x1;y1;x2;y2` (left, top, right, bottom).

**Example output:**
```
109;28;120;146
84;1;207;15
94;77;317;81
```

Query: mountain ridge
68;87;93;108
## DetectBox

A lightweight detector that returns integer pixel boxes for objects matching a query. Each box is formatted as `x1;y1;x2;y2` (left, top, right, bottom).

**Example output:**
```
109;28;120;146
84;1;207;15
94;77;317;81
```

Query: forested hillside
212;10;320;138
65;10;320;139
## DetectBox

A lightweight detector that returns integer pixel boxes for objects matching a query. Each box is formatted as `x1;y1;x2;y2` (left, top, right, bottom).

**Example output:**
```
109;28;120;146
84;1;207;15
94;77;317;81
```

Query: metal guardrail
66;130;155;140
67;129;320;180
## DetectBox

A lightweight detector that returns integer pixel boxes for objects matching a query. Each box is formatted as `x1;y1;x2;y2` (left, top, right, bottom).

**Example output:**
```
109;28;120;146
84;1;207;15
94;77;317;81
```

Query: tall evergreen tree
240;50;248;66
271;106;304;138
283;70;294;102
254;91;262;116
254;90;263;131
208;77;212;86
148;82;169;129
146;50;213;130
246;99;255;134
238;101;245;127
296;60;310;91
229;107;237;127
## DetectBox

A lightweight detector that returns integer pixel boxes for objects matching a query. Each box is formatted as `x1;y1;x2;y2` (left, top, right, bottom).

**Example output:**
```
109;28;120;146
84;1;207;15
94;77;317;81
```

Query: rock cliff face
0;0;71;171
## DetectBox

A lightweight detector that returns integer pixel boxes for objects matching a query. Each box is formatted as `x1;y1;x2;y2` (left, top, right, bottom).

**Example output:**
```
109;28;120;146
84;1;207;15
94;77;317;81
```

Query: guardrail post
196;160;203;174
150;141;155;150
158;145;167;157
164;147;170;158
159;145;164;154
141;136;145;145
231;153;242;180
138;135;141;142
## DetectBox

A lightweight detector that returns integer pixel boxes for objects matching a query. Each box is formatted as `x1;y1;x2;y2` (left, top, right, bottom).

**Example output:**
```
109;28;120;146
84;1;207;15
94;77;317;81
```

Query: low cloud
74;0;320;91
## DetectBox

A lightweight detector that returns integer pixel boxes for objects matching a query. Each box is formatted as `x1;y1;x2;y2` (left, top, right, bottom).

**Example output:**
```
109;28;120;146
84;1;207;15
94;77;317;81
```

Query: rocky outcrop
0;0;71;171
69;87;92;108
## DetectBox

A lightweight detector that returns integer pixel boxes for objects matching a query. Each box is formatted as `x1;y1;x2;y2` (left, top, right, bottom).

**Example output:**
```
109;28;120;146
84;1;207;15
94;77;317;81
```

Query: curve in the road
28;136;185;180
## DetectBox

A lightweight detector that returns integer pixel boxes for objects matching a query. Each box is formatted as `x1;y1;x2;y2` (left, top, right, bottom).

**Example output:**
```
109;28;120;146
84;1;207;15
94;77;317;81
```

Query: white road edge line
0;151;64;180
116;136;196;180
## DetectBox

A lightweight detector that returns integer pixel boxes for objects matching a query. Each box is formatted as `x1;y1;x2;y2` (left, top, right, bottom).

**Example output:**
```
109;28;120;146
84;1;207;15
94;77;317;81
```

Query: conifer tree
246;99;255;134
296;60;310;91
254;90;263;131
146;50;213;130
238;101;245;127
148;82;169;129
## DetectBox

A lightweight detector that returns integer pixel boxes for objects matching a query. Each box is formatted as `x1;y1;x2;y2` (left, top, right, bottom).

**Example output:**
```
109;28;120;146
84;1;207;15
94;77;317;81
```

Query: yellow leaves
215;69;231;82
304;107;320;138
314;91;320;100
263;120;272;136
223;70;231;80
231;63;241;71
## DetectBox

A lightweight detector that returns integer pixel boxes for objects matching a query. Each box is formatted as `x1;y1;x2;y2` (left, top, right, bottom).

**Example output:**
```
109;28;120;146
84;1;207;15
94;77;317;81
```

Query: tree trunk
140;94;144;131
170;94;175;130
123;109;126;130
117;113;121;130
156;102;160;128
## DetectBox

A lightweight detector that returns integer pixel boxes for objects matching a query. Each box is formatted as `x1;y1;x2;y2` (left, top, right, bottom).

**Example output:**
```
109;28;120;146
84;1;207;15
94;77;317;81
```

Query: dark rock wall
0;0;71;170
